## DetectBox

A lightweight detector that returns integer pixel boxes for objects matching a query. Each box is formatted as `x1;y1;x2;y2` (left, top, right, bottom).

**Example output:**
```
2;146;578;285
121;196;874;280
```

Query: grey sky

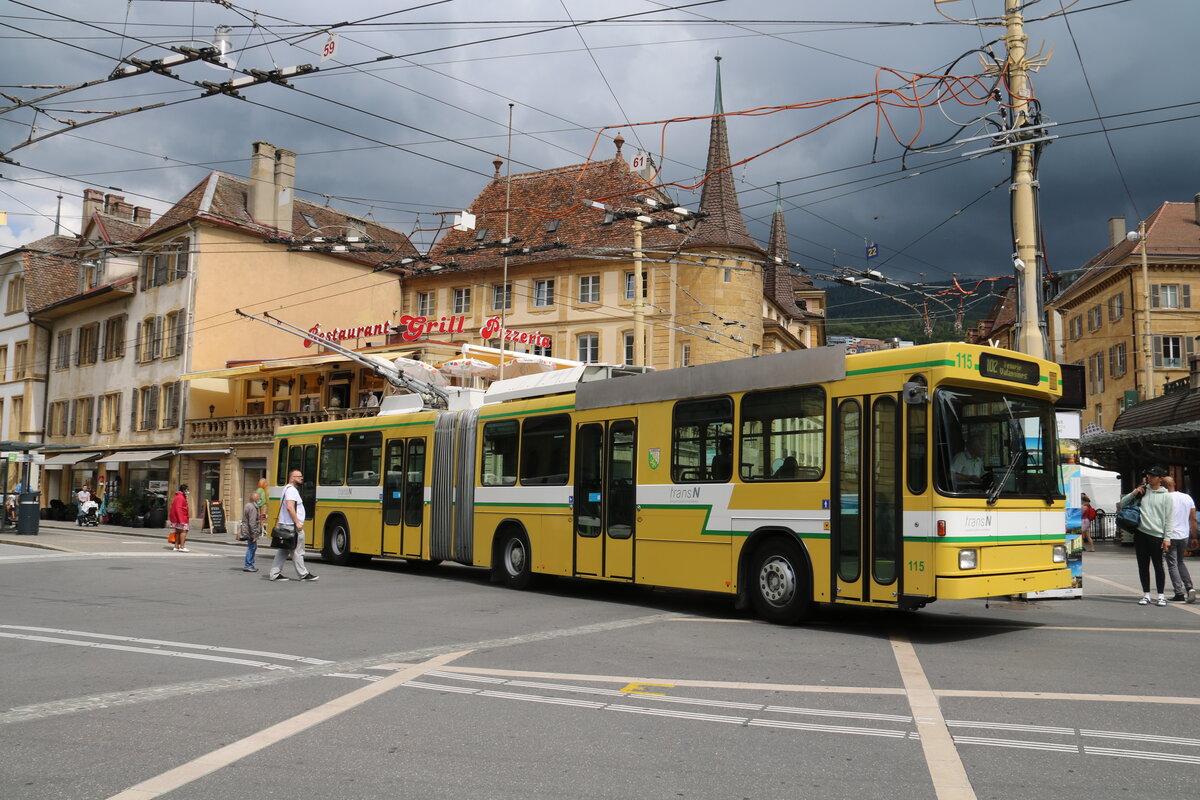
0;0;1191;318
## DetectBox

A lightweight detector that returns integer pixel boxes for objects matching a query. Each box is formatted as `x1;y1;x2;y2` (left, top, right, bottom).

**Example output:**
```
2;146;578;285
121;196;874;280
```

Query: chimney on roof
613;133;624;159
103;193;127;217
113;200;134;220
133;206;151;225
82;188;103;226
1194;193;1200;226
274;147;295;234
493;156;503;180
1108;217;1126;248
248;141;277;228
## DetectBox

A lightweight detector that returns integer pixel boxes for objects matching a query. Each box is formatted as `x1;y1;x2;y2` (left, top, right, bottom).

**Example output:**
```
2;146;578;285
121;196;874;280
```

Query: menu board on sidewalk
207;500;227;534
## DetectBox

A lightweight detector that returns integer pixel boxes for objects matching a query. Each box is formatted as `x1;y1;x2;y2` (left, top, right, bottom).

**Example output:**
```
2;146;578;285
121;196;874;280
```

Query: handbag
167;530;177;544
1115;498;1142;533
272;524;297;549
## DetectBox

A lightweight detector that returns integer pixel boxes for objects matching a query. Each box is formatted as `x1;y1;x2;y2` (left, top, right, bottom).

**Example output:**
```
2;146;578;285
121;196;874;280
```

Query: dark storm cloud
1;0;1190;296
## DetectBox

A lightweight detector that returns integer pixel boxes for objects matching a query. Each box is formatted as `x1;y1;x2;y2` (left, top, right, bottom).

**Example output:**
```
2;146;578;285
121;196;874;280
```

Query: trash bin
17;491;40;535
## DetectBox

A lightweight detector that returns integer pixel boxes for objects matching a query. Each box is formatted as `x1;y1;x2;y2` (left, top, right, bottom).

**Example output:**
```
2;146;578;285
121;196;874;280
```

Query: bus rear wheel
323;519;352;566
496;529;532;590
749;539;811;625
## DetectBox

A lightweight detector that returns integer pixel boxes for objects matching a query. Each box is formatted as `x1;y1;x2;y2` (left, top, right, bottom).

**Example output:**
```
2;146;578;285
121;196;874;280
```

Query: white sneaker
1156;596;1167;607
177;547;190;553
1188;588;1197;604
1138;596;1150;605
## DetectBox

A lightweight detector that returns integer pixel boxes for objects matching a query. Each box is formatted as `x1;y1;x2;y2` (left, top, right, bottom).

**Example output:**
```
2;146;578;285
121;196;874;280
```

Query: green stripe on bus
639;503;829;539
479;403;575;421
845;359;955;376
905;534;1065;543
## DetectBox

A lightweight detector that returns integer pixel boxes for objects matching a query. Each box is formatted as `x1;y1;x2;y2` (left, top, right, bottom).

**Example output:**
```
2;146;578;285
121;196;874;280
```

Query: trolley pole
1005;0;1048;360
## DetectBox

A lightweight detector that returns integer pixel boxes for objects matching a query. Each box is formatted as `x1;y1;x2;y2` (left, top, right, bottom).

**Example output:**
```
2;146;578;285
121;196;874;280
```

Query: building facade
415;63;823;368
1046;201;1200;431
33;142;418;527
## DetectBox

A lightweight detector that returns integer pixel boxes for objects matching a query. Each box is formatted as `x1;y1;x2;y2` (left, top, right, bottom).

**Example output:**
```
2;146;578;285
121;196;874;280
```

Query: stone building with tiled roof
1046;198;1200;431
417;58;824;369
30;141;421;526
0;233;79;487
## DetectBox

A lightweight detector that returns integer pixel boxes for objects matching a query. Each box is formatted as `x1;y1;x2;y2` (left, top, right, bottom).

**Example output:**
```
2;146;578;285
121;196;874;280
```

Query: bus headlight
958;548;978;570
1052;545;1067;563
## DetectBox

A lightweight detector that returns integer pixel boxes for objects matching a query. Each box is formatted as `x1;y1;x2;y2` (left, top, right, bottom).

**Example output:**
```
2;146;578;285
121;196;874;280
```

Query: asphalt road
0;524;1197;800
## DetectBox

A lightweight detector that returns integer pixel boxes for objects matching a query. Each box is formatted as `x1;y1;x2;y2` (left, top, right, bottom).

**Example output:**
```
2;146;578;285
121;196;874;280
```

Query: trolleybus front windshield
933;386;1060;500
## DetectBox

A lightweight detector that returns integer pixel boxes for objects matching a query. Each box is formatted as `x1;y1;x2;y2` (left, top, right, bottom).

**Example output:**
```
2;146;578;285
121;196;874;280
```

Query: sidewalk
0;519;245;551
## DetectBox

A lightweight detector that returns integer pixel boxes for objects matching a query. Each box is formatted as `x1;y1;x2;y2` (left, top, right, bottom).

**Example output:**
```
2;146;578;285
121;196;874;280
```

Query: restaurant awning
179;348;423;381
100;450;176;464
42;451;104;469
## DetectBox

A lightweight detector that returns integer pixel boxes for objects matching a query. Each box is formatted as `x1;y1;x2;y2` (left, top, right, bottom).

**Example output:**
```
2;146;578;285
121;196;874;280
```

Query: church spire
691;56;757;251
767;181;787;262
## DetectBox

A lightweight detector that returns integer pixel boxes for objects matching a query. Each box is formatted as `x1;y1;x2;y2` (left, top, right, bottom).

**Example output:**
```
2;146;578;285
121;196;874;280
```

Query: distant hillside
821;282;985;343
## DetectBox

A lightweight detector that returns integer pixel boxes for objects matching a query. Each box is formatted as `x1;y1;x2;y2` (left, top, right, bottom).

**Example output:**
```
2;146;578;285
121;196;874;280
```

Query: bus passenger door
402;438;426;559
573;420;636;580
832;394;902;604
382;440;404;556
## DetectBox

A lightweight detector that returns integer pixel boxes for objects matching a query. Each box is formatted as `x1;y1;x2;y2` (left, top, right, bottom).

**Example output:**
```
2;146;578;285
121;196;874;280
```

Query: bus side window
287;444;303;479
671;396;733;483
347;431;382;486
276;438;288;486
906;378;928;495
520;414;570;486
739;386;825;481
481;420;518;486
319;434;347;486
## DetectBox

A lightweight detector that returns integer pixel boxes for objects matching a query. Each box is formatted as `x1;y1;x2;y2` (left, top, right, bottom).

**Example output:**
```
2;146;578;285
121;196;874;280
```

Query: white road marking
891;633;977;800
106;651;470;800
0;625;333;665
0;631;293;670
1084;746;1200;765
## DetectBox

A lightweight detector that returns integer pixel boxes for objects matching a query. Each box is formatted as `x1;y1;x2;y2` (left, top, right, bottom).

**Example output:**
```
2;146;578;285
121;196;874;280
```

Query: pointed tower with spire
689;56;759;251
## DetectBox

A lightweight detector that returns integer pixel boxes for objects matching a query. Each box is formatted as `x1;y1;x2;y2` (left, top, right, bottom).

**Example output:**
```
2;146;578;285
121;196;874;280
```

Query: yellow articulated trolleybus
271;342;1071;624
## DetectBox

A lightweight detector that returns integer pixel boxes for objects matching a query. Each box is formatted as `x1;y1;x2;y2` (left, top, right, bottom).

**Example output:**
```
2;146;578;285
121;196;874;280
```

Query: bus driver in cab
951;432;987;490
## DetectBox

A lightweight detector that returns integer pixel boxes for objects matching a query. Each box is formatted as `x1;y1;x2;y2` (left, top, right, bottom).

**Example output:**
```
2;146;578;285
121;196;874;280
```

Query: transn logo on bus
669;486;700;500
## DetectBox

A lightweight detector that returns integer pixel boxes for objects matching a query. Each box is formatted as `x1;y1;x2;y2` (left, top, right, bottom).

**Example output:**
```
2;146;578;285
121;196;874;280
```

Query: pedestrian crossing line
0;624;333;665
106;650;471;800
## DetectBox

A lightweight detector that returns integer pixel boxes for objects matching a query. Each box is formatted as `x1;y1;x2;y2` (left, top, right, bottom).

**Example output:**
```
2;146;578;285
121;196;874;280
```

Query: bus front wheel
749;539;811;624
323;519;352;566
496;529;532;590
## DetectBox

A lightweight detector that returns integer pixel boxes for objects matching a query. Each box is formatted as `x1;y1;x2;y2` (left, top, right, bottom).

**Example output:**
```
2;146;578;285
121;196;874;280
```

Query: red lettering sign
303;319;395;348
479;316;550;349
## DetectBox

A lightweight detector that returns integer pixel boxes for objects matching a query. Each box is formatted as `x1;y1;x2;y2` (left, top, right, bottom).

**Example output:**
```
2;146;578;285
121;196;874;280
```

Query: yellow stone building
1046;201;1200;430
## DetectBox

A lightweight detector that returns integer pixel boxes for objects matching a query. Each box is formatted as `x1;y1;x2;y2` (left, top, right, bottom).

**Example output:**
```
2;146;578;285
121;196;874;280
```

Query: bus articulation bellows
271;342;1070;624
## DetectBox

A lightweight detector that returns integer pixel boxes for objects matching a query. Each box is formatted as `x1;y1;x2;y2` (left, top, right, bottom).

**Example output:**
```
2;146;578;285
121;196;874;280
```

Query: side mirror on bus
902;381;929;405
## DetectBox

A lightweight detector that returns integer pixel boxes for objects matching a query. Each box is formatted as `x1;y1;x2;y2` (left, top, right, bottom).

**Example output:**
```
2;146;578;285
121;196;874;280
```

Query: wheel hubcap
506;540;525;575
759;556;796;607
332;527;347;553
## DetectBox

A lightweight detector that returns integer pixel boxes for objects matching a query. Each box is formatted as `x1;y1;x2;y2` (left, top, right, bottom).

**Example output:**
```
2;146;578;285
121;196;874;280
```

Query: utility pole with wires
1003;0;1051;360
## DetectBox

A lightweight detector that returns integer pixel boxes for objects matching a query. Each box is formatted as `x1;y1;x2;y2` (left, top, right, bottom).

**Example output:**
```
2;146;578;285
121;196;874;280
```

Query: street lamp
1126;224;1154;401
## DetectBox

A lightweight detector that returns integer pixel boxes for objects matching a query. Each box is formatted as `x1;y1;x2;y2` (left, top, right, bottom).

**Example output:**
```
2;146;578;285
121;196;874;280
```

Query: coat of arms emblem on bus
647;448;661;470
